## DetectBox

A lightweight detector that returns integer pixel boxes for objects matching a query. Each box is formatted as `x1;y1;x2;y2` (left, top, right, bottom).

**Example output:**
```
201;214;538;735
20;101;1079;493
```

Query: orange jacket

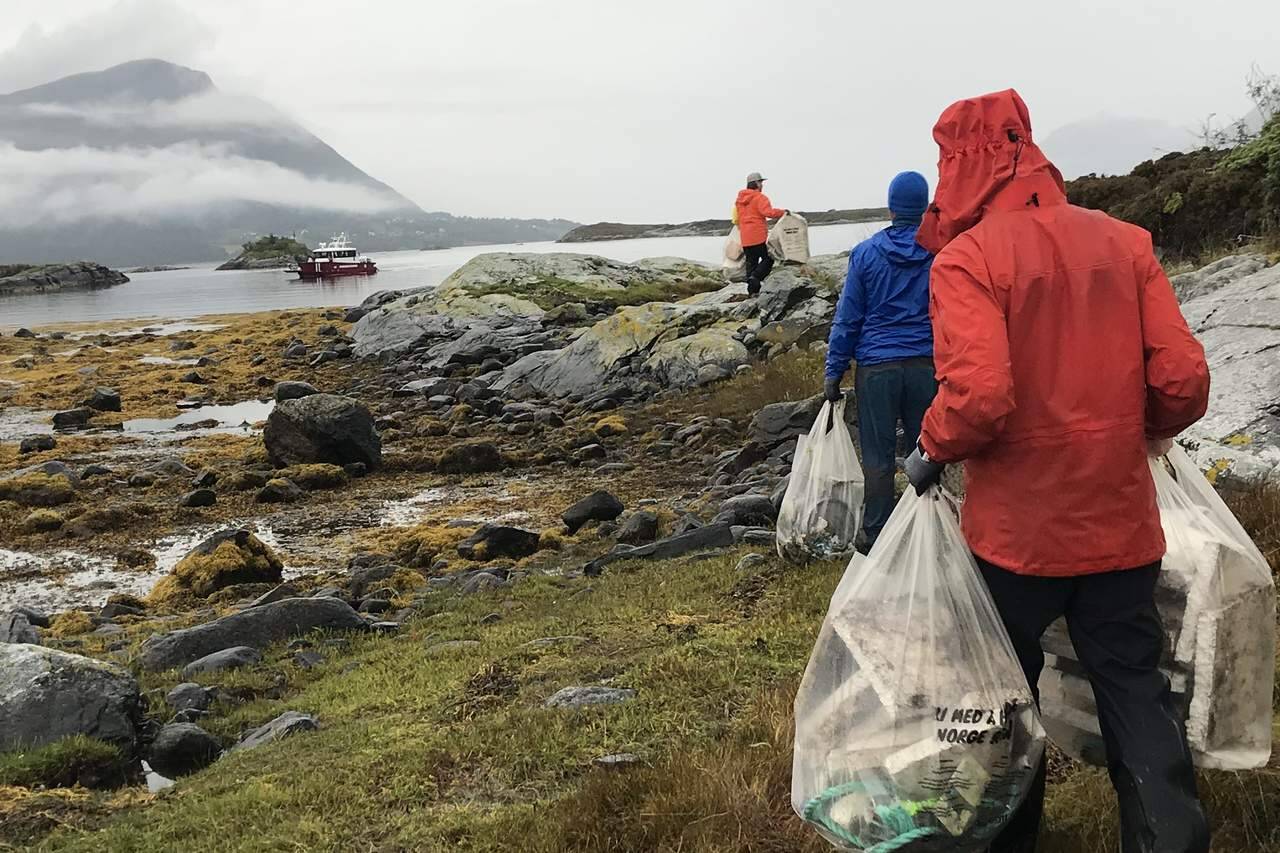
735;188;784;246
917;89;1209;577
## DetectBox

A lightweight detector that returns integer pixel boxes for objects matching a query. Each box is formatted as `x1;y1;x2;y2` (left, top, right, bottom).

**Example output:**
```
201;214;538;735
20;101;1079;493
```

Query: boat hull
295;260;377;279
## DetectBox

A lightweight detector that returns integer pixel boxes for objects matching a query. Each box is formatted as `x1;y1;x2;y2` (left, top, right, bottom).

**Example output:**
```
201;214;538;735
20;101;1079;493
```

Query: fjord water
0;222;886;329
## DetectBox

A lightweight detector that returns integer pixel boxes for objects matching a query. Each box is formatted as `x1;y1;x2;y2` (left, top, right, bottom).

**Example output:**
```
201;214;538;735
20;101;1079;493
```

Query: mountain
1041;116;1199;179
0;60;576;265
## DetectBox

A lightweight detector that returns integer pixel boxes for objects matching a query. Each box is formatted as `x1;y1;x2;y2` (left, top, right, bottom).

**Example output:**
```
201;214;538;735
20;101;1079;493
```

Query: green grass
11;484;1280;851
0;738;128;790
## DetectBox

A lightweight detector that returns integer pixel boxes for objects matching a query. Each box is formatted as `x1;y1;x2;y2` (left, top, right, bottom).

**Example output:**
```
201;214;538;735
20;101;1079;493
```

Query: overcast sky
1;0;1276;223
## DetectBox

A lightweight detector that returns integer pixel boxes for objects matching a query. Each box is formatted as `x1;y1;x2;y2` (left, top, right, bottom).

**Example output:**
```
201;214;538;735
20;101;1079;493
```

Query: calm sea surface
0;222;886;330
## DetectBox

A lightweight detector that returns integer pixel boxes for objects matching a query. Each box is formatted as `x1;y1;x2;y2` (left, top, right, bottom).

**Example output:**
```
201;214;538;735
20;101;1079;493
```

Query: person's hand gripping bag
776;399;865;564
792;486;1045;851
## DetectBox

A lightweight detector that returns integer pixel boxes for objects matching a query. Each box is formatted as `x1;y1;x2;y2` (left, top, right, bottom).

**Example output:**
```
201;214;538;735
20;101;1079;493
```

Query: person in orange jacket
734;171;787;295
904;89;1211;852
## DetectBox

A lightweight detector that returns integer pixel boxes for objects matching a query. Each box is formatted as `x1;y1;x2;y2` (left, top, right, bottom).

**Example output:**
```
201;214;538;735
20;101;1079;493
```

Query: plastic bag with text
793;488;1044;851
776;399;864;564
1039;445;1275;770
772;211;811;263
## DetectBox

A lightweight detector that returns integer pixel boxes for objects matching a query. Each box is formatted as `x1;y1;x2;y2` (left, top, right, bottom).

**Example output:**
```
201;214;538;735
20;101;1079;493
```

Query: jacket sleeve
756;194;785;220
1138;239;1210;438
825;250;864;380
919;236;1016;463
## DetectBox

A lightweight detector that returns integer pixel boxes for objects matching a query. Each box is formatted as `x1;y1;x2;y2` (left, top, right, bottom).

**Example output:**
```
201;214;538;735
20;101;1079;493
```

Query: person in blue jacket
824;171;937;549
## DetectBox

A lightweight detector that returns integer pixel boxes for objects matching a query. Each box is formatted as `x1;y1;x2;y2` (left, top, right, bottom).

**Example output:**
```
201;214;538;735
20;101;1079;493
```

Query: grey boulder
2;611;41;644
273;381;319;402
263;394;381;469
562;490;625;534
233;711;318;752
148;723;223;777
138;597;367;671
545;686;636;709
0;644;141;750
181;646;261;678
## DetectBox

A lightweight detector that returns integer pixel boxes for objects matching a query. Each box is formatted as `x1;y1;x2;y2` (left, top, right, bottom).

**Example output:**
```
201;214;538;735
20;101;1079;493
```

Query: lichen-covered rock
0;644;141;749
263;394;381;469
150;529;283;601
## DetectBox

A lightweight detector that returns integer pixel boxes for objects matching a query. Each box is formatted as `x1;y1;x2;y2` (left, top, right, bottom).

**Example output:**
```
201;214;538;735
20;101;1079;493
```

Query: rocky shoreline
0;262;129;295
0;247;1276;847
557;208;890;243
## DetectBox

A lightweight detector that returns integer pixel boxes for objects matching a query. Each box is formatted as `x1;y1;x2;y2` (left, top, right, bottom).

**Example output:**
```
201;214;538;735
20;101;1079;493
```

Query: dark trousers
743;242;773;292
977;557;1210;853
854;357;937;545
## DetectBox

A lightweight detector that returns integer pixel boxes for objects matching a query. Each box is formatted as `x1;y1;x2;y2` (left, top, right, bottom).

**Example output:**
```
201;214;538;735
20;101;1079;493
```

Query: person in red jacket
734;172;787;295
904;89;1211;852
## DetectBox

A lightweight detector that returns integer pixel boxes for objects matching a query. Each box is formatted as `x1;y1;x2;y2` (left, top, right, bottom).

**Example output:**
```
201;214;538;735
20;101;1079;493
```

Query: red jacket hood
917;89;1067;254
736;188;761;206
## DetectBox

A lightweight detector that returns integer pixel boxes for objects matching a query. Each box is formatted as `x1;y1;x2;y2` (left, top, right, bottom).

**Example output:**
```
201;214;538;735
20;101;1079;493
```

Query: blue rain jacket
825;223;934;377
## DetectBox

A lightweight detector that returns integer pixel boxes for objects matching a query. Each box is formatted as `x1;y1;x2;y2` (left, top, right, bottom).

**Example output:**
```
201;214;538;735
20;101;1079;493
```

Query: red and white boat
294;234;377;279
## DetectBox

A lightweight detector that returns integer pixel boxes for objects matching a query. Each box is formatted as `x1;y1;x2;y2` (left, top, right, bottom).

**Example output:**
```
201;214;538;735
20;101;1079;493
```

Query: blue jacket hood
874;224;933;267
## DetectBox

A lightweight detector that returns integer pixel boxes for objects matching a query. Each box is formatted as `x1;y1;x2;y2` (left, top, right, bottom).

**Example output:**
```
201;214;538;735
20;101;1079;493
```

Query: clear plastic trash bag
1039;445;1275;770
723;225;747;282
777;399;865;564
793;487;1045;851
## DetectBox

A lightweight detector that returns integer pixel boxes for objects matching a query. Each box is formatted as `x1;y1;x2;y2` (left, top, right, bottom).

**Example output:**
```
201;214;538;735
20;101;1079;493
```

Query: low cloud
0;0;212;94
0;142;404;226
10;90;309;137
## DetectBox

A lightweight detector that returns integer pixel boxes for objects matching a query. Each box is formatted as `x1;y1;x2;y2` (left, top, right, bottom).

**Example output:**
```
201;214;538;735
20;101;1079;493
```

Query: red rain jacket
917;89;1210;577
735;188;784;246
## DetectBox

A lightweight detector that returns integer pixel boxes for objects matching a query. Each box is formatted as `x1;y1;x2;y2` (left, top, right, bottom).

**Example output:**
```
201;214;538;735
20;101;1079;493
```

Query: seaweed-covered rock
437;441;504;475
0;644;141;749
263;394;381;469
151;529;283;600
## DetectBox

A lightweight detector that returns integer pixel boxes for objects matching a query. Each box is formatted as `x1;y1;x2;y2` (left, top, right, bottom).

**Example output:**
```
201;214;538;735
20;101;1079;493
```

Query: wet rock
160;529;284;599
274;381;319;402
52;408;94;429
220;470;270;492
544;686;636;709
264;394;381;469
80;386;122;412
562;490;625;534
343;462;368;478
151;457;197;478
249;583;300;608
283;342;308;359
180;371;208;384
138;598;367;671
457;525;541;561
232;711;318;752
0;644;141;750
358;598;393;614
80;463;112;480
574;443;608;463
14;327;35;338
716;494;778;527
256;478;303;503
585;522;734;576
12;606;50;628
617;511;660;545
128;472;157;488
2;611;41;645
437;441;503;475
181;646;261;678
18;435;56;454
165;682;215;712
148;723;222;777
192;469;218;489
180;488;217;508
169;339;196;352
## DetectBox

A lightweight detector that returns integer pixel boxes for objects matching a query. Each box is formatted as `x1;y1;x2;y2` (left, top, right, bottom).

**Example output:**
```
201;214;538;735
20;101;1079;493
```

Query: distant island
557;207;891;243
216;235;309;271
0;262;129;295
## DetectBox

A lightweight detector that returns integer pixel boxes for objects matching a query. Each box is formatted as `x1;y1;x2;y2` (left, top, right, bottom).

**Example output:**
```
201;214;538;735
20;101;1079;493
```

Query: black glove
904;443;944;496
823;376;843;403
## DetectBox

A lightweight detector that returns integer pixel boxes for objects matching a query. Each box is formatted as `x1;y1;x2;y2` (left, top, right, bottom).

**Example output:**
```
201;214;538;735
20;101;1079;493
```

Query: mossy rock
19;509;64;533
389;524;473;568
153;529;284;601
0;473;75;507
48;611;95;638
0;735;129;789
593;415;628;438
278;463;348;491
